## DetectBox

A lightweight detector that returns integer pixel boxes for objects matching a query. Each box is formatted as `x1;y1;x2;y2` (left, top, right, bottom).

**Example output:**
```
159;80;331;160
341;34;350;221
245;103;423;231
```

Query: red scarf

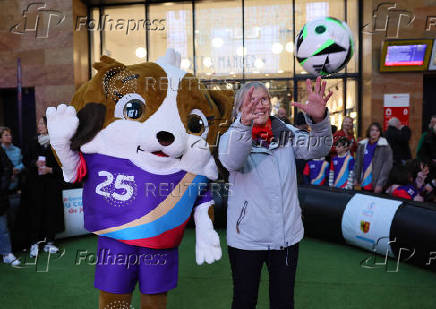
252;118;274;145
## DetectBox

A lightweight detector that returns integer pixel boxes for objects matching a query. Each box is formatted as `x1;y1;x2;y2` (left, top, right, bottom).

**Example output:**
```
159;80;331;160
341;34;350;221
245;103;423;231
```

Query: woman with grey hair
219;77;333;309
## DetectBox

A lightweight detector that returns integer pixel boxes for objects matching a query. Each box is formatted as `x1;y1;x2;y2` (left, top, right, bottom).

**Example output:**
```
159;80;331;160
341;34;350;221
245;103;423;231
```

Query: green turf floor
1;229;436;308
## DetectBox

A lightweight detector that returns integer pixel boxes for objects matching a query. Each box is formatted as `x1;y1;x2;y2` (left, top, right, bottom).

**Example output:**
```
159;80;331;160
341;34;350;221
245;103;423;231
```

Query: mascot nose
157;131;175;146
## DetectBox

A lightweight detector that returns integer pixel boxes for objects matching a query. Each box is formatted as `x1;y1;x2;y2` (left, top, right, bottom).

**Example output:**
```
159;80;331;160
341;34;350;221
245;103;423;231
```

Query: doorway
0;88;36;149
423;74;436;133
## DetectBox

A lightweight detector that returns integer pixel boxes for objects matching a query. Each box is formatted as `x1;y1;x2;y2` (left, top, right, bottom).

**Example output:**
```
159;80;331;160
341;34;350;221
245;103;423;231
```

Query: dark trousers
228;243;299;309
29;178;60;244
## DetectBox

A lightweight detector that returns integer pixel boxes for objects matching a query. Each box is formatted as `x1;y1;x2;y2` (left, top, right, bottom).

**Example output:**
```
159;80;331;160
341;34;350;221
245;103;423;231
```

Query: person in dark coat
417;115;436;156
418;122;436;164
276;106;291;124
0;146;21;265
25;116;64;258
384;117;412;165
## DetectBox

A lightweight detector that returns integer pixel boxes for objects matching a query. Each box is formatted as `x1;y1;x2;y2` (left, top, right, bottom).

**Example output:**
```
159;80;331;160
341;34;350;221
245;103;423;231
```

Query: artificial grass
1;229;436;308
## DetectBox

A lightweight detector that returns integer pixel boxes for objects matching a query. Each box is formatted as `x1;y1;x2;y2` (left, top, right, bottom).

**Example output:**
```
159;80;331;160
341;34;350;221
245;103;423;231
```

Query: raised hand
291;76;333;123
45;104;81;183
240;87;258;126
46;104;79;144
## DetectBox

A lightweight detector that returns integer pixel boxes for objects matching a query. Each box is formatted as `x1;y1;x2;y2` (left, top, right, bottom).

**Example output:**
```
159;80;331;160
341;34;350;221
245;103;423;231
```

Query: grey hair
232;81;270;120
388;117;400;127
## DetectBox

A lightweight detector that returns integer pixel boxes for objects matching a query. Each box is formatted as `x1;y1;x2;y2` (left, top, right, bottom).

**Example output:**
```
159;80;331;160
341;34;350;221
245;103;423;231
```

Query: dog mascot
46;49;233;309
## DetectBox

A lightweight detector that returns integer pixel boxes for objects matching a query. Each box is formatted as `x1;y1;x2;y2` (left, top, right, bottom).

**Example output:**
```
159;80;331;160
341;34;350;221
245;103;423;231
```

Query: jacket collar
359;137;389;146
251;116;293;152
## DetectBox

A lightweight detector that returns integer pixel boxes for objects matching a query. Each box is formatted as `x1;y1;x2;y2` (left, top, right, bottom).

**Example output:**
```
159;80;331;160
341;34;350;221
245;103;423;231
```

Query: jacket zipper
236;201;247;234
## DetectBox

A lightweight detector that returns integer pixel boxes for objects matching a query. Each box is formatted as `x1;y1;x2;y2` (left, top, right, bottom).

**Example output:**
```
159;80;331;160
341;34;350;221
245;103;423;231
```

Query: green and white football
295;17;354;76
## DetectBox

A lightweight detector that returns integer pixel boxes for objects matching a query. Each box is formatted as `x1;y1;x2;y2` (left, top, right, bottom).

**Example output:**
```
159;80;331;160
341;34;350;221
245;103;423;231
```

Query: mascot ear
208;89;234;130
70;103;106;151
207;90;234;181
93;56;124;71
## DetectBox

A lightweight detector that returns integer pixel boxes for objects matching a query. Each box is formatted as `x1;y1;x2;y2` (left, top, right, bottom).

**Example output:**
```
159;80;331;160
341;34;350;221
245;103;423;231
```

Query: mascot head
69;49;233;180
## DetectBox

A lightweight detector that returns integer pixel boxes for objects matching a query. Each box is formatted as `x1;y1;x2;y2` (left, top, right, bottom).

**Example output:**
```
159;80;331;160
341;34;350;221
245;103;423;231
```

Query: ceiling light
285;41;294;53
211;37;224;48
254;58;264;69
272;42;283;54
236;46;247;56
203;57;212;68
135;47;147;58
180;58;191;70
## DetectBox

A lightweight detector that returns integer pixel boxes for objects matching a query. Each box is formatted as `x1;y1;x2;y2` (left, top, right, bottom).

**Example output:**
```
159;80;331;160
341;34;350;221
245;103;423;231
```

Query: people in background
331;116;357;157
386;160;430;202
26;117;64;258
417;116;436;163
294;111;309;131
276;106;291;124
294;112;309;185
0;127;24;191
0;146;20;266
384;117;411;165
416;115;436;157
408;159;436;202
426;163;436;202
0;127;24;232
386;164;422;201
329;137;355;190
354;122;393;193
303;158;330;186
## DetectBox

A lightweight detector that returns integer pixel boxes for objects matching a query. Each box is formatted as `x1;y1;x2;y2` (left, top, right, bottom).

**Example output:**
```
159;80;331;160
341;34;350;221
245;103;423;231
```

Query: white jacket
218;114;332;250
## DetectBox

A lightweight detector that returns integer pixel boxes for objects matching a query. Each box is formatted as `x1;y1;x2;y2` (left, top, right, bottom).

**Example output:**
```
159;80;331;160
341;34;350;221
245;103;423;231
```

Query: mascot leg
99;290;132;309
140;293;167;309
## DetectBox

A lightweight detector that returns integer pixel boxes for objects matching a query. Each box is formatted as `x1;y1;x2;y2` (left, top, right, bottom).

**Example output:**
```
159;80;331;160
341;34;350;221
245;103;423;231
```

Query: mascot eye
114;93;146;120
188;109;209;139
123;100;144;120
188;115;205;134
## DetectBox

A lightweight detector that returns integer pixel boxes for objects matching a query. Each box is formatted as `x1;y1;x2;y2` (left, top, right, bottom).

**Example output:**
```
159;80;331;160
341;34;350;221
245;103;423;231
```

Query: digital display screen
385;44;428;66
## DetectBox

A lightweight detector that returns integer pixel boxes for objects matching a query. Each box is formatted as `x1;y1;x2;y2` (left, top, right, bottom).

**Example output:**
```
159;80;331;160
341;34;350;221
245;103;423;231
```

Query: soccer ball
295;17;354;76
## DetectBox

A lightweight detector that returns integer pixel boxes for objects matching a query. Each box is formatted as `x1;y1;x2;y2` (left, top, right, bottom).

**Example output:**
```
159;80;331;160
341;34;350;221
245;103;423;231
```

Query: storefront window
101;5;147;65
90;8;100;76
346;79;358;136
269;80;294;122
346;0;359;73
244;0;293;79
195;0;243;79
88;0;360;133
149;2;193;74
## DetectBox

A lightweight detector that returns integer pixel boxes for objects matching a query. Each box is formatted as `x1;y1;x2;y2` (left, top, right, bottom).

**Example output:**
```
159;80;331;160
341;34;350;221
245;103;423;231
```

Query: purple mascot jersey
78;153;212;294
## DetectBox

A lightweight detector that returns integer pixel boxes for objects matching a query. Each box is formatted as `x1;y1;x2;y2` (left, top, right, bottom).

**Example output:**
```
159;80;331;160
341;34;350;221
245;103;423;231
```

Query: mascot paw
46;104;79;144
195;227;222;265
180;135;218;180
